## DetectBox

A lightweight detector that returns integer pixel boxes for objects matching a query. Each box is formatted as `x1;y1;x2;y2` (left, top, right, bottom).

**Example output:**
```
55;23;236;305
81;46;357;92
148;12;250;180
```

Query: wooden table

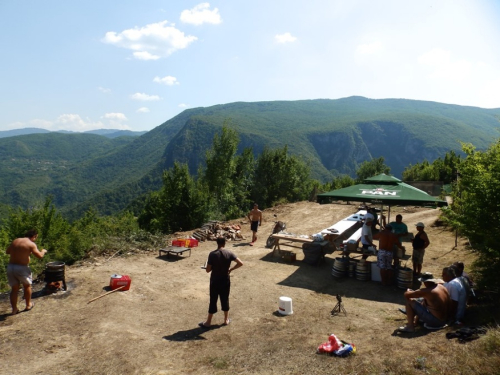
159;246;192;259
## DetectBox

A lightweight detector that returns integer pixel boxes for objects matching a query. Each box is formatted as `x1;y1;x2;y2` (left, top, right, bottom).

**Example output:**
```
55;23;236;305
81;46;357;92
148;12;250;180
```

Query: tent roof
317;176;447;207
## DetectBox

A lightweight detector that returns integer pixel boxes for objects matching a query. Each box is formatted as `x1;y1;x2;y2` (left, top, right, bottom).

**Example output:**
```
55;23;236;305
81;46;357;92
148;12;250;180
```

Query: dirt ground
0;201;486;374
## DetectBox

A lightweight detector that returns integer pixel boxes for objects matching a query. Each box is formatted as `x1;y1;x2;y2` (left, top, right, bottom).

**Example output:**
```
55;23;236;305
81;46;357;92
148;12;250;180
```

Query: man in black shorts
247;203;263;246
199;238;243;328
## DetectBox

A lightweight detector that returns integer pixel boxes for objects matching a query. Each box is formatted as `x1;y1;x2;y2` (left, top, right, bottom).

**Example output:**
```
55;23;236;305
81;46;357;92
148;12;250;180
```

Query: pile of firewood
192;221;245;242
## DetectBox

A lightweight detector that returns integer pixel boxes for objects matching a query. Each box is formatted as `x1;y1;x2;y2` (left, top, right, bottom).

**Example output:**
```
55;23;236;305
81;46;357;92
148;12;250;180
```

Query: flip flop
198;322;211;329
249;242;254;246
223;319;231;326
398;325;415;333
24;302;35;312
398;308;407;315
10;309;20;316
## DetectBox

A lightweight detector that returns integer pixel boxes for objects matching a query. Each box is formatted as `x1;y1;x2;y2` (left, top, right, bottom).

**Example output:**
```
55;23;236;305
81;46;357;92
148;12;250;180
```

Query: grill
44;261;67;291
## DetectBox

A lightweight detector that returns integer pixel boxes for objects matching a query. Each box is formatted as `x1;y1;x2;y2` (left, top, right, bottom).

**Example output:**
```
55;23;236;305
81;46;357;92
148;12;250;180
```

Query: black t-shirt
207;248;237;280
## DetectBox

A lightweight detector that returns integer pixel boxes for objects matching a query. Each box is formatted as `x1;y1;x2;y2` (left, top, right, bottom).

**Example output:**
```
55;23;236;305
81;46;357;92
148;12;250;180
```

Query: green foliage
442;139;500;292
403;150;462;183
355;157;390;182
138;162;209;233
252;146;312;208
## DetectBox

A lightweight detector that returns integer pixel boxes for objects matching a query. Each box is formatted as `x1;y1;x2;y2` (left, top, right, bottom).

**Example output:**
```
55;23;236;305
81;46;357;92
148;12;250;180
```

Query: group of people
359;209;430;286
399;261;472;332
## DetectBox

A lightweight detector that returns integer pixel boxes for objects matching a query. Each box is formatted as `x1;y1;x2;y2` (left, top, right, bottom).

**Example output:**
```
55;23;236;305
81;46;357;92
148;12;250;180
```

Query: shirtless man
247;203;263;246
6;229;48;315
373;224;404;285
399;273;449;332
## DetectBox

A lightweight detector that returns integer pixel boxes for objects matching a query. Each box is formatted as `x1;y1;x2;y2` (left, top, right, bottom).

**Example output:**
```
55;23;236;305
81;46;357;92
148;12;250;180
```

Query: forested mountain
0;128;146;139
1;97;499;219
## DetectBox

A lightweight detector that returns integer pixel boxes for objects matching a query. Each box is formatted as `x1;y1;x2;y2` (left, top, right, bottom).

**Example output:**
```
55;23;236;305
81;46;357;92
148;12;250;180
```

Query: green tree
203;125;240;219
355;156;391;182
442;140;500;292
252;146;312;208
139;162;209;233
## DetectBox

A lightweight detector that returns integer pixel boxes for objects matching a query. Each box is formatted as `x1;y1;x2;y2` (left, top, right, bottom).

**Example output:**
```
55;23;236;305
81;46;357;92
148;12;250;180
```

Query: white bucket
278;296;293;315
371;262;381;282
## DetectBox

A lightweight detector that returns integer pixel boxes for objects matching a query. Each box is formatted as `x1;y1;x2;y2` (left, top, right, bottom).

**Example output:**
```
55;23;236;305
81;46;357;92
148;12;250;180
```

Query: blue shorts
7;264;32;286
410;300;446;328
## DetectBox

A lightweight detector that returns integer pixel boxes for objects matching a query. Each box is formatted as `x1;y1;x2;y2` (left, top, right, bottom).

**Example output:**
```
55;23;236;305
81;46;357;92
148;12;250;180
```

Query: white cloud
130;93;161;101
178;103;188;108
356;41;382;55
136;107;150;113
133;51;160;61
55;114;105;131
153;75;179;85
102;113;128;121
98;86;111;93
102;20;198;59
180;3;222;25
275;32;297;44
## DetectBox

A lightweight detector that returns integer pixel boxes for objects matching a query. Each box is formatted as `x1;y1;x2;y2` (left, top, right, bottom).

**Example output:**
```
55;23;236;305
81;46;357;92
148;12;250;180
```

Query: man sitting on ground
373;224;404;285
399;273;450;332
442;266;467;325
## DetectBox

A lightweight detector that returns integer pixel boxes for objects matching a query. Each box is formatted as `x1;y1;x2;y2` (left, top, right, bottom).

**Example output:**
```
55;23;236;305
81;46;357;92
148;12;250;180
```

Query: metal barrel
355;261;371;281
331;257;349;278
396;267;413;289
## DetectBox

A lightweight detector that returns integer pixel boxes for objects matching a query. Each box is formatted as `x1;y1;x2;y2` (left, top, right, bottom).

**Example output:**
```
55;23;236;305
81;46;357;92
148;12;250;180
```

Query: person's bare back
7;237;46;266
416;284;449;322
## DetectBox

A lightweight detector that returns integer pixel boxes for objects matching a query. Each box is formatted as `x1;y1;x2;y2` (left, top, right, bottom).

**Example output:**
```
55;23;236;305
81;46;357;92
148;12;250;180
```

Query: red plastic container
109;275;132;291
172;238;199;247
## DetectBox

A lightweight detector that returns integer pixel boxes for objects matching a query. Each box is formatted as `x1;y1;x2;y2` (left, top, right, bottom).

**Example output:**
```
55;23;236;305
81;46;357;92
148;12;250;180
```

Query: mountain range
1;96;499;219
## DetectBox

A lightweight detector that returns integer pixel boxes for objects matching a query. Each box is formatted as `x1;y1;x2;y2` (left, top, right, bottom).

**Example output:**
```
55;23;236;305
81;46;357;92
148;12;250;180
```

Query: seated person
399;273;450;332
442;266;467;324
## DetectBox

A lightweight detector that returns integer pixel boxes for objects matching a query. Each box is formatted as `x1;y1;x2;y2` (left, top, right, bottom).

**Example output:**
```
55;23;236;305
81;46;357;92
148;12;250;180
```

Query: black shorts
251;221;259;232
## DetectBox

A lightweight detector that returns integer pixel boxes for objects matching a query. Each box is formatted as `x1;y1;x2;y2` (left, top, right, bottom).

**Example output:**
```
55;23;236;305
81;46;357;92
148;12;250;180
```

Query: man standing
411;222;430;275
6;229;48;315
360;214;376;259
199;238;243;328
388;214;408;267
442;266;467;325
399;273;449;332
247;203;263;246
373;224;404;285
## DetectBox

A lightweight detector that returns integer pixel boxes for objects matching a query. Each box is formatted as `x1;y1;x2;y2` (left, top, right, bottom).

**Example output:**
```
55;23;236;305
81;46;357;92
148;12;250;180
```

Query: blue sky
1;1;499;132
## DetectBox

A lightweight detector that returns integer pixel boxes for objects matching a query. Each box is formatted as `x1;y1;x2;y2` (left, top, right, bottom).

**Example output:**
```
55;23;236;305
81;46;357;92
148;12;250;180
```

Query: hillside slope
1;97;499;218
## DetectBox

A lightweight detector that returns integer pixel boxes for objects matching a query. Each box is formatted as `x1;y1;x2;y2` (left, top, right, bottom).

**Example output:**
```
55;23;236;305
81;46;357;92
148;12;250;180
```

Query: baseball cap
415;222;425;228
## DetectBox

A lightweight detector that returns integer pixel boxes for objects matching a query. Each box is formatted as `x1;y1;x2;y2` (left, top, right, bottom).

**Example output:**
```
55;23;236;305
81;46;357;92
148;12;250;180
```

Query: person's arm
259;211;263;225
205;264;212;273
404;288;426;300
31;244;47;259
228;258;243;274
423;233;430;248
6;243;13;254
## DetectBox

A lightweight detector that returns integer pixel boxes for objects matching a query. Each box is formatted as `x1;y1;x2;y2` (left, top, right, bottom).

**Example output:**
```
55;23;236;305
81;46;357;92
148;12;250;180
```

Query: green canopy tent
317;173;447;223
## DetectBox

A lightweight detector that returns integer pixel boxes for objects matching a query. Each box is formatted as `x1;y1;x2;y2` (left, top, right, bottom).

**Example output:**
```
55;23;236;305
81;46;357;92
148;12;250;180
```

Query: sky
1;0;500;132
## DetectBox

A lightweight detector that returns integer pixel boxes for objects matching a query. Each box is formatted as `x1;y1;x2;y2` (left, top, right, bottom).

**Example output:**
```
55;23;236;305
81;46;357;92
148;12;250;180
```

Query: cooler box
110;274;132;291
172;238;199;247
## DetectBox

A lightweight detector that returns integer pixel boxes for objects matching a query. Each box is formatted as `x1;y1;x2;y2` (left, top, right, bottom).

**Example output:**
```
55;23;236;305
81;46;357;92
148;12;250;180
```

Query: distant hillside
1;97;499;219
0;128;146;139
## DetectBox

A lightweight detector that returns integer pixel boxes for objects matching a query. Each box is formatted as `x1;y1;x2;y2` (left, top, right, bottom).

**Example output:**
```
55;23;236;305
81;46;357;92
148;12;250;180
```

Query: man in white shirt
360;214;375;259
442;266;466;324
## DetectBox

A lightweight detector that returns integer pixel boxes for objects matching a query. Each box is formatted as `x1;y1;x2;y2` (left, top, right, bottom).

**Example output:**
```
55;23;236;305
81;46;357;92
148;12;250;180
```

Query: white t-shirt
360;223;373;246
444;278;466;321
